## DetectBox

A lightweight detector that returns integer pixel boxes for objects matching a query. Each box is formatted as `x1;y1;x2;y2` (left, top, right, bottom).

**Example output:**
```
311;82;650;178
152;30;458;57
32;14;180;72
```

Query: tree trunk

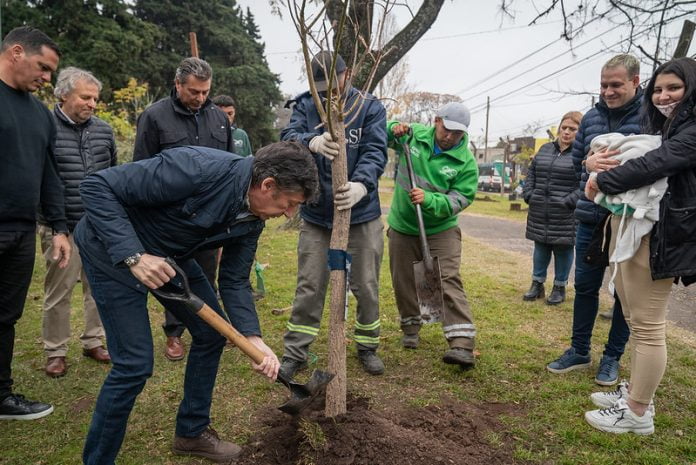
325;111;350;417
326;0;445;92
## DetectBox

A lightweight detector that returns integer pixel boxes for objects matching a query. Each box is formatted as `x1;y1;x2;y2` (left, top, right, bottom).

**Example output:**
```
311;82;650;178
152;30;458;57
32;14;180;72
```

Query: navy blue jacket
74;147;264;336
281;88;387;228
572;89;643;225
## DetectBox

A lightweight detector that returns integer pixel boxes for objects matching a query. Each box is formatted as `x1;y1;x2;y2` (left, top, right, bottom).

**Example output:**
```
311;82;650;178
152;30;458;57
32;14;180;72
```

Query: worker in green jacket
387;102;479;370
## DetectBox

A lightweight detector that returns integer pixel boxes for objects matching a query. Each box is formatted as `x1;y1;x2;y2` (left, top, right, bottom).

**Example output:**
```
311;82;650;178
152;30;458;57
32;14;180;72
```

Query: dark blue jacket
281;88;387;228
74;147;264;336
572;89;643;225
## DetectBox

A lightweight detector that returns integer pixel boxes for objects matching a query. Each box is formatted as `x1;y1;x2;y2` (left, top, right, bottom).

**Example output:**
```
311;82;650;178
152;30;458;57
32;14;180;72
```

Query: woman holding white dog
584;57;696;434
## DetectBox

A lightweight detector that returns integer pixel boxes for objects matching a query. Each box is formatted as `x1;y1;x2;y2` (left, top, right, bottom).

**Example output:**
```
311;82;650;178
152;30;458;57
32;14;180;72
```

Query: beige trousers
388;226;476;351
609;216;673;404
39;225;104;357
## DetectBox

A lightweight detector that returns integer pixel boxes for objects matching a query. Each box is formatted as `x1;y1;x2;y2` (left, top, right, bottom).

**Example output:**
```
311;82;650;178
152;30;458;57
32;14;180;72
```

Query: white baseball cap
436;102;470;132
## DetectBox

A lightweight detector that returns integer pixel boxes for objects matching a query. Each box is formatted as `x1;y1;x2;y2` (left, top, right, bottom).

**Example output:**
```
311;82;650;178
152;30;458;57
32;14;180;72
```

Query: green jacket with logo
386;121;478;236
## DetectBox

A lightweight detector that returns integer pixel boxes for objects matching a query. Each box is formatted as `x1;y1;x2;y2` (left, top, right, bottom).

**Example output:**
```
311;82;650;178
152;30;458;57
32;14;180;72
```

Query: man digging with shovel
73;142;319;464
387;102;479;370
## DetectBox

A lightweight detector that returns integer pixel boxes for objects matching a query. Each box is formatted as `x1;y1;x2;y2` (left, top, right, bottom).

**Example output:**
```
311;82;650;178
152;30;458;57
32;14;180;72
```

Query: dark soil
237;395;522;465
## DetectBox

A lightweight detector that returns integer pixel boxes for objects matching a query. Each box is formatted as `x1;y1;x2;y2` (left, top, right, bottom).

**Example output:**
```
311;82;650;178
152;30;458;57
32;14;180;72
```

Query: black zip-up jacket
523;141;578;245
0;79;67;233
38;106;117;231
597;106;696;284
133;89;232;160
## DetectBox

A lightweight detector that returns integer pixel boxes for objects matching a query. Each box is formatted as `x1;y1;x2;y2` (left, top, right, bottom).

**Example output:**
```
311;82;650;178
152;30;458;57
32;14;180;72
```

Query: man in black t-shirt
0;26;70;421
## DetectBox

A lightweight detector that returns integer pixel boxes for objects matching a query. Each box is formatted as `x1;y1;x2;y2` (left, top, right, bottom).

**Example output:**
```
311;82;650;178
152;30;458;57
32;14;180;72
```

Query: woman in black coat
584;57;696;435
522;111;582;305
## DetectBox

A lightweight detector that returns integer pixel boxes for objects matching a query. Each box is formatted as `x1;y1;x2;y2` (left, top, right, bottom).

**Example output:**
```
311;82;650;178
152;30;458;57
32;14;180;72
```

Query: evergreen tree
133;0;282;146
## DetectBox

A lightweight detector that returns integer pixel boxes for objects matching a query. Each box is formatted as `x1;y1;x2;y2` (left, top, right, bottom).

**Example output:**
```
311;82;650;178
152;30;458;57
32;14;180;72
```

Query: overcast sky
236;0;694;143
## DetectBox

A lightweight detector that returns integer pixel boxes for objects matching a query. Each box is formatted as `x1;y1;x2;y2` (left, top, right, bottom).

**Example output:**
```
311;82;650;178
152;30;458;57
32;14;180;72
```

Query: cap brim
314;80;328;92
442;119;467;132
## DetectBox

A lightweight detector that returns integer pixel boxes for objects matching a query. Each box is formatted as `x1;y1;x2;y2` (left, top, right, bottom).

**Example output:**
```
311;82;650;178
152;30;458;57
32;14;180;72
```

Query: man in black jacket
0;26;70;420
133;57;232;361
39;66;117;378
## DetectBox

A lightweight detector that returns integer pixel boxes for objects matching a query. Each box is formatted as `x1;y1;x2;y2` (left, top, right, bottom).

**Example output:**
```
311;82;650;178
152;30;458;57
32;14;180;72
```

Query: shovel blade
278;369;334;415
413;256;444;323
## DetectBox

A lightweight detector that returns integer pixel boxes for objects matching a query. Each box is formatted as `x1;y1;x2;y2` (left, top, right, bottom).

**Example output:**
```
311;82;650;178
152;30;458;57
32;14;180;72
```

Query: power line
466;10;692;115
456;13;618;97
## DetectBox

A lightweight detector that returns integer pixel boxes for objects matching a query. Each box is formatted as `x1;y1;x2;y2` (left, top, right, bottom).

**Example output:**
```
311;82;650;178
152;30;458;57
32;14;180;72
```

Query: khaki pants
609;216;672;404
283;218;384;362
388;227;476;350
39;225;104;357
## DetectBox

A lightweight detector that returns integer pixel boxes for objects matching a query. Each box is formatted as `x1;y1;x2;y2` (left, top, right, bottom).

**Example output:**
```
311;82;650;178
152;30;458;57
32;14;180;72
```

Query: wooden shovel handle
196;304;266;365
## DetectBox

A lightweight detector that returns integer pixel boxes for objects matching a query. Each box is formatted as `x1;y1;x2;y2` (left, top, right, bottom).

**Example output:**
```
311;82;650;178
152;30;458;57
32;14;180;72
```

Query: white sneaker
590;381;656;413
585;398;654;435
590;380;629;408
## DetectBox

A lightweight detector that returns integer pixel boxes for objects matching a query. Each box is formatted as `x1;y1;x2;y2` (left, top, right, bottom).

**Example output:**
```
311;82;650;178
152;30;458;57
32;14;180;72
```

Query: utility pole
499;136;510;195
483;96;490;162
189;32;199;58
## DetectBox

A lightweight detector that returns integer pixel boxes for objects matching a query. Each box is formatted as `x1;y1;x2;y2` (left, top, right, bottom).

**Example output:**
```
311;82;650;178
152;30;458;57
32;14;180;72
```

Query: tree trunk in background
325;112;350;417
325;0;445;92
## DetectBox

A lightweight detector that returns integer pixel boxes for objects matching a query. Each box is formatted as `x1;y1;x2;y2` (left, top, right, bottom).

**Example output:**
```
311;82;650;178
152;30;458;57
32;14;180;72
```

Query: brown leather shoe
172;427;241;463
83;346;111;363
165;336;185;361
45;357;67;378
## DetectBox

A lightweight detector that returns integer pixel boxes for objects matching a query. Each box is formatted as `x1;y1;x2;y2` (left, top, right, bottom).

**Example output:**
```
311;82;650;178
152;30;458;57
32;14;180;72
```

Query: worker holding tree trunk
387;103;479;370
279;52;388;378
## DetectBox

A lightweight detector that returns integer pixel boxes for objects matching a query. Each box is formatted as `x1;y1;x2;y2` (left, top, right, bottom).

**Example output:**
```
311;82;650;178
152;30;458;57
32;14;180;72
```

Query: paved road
459;213;696;333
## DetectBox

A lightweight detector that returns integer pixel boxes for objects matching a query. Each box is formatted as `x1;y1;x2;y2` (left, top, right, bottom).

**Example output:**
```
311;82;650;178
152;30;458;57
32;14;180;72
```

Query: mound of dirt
237;396;521;465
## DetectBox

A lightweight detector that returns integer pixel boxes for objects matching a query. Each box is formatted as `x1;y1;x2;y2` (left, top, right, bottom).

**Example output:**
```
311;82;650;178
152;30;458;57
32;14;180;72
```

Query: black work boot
279;357;307;380
546;285;566;305
523;281;545;301
358;350;385;375
442;348;476;370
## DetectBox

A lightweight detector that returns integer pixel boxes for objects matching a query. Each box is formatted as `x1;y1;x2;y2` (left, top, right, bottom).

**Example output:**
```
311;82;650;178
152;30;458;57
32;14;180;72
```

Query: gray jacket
39;106;117;231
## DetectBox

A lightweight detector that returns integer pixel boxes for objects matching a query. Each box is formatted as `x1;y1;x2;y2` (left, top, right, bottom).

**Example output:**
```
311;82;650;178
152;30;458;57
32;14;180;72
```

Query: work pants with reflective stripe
283;218;383;362
388;226;476;351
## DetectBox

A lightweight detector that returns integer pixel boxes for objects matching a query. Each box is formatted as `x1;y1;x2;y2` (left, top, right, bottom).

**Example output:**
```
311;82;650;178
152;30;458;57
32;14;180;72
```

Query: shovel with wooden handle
150;259;333;415
400;137;445;323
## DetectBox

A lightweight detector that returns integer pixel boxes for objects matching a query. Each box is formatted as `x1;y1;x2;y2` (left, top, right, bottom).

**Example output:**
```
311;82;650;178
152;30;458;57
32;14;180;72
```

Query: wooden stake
189;32;199;58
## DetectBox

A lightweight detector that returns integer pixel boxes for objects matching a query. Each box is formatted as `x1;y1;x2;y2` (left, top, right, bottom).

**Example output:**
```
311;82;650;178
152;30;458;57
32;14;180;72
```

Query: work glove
334;182;367;211
309;132;340;161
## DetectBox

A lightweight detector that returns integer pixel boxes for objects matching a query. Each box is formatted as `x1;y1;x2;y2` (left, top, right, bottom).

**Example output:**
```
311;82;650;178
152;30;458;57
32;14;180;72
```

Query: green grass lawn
2;202;695;464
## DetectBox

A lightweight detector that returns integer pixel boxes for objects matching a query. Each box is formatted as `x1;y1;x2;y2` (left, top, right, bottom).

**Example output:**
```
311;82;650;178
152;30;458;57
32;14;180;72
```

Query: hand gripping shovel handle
400;134;434;270
150;259;266;365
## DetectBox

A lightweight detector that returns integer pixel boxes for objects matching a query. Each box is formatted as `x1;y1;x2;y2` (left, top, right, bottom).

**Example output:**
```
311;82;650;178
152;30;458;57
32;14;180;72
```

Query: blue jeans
570;222;630;359
532;242;574;286
80;257;226;465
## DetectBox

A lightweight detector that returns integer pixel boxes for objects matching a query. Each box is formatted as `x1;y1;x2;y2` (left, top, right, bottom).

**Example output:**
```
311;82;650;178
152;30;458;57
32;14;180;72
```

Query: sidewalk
459;212;696;333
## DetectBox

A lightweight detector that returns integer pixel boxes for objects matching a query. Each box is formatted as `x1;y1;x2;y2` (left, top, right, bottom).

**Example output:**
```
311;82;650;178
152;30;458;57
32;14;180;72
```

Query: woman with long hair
522;111;582;305
584;57;696;434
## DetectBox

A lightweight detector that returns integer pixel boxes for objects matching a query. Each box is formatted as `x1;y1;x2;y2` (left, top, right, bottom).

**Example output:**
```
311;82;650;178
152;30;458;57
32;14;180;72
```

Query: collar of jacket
596;87;644;116
168;87;213;116
411;124;472;163
552;139;572;154
53;104;92;129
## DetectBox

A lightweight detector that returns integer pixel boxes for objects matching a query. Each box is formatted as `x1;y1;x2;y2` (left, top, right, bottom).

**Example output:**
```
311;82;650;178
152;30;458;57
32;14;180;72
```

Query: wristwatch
123;253;143;267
